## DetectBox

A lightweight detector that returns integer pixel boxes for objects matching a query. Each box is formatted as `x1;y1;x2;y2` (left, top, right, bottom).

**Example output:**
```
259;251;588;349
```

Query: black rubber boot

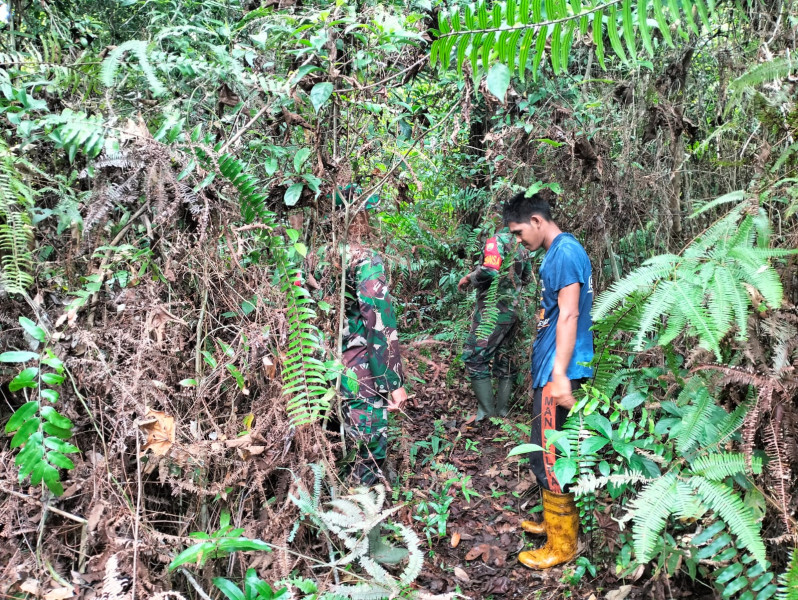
471;378;495;421
495;377;512;417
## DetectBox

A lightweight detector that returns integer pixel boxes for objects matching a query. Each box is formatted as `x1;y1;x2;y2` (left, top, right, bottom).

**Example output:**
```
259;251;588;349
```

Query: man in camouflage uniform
339;212;407;486
458;226;533;421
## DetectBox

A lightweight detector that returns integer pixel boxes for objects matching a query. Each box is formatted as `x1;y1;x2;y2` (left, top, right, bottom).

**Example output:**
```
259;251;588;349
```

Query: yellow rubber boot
520;519;546;535
518;489;578;570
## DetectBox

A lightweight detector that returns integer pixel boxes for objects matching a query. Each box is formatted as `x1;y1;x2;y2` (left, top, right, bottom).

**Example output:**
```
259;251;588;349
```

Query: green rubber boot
495;378;512;417
367;526;408;565
471;377;496;421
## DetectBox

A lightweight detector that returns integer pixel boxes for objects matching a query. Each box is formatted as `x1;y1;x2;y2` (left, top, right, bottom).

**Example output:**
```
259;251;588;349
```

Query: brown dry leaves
139;408;175;456
464;543;506;567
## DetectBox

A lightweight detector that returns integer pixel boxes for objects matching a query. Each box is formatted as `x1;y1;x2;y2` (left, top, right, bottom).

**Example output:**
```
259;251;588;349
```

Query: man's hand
550;372;575;410
457;275;472;293
387;387;408;413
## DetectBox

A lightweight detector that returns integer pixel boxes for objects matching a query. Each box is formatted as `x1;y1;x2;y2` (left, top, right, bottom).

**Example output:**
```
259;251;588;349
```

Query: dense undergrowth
0;0;797;598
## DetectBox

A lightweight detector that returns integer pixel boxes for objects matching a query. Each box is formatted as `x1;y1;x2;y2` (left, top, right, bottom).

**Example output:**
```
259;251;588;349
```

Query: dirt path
391;382;578;599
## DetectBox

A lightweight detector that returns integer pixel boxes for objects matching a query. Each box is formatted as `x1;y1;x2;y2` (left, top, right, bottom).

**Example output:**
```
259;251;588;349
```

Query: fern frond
431;0;715;80
674;386;716;456
101;39;167;97
631;472;678;564
690;453;761;480
777;551;798;600
592;255;679;320
0;143;35;295
689;476;767;567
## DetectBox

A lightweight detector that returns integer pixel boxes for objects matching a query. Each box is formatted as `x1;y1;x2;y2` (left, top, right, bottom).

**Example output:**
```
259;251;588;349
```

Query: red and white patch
482;237;503;270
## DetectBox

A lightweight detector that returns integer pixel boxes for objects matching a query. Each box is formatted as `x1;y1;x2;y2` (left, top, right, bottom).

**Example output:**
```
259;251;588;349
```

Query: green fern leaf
674;385;715;456
507;0;518;25
101;40;167;97
593;10;606;70
694;0;711;29
520;0;531;23
532;29;547;80
682;0;699;34
652;0;673;46
551;23;563;73
690;453;761;480
631;472;678;564
532;0;543;21
637;1;654;56
777;551;798;600
592;254;679;320
606;4;629;64
456;35;471;75
561;20;576;70
621;0;637;60
689;477;767;567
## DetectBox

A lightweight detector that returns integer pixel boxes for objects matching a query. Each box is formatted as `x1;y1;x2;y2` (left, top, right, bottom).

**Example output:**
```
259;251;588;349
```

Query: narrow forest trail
385;359;581;600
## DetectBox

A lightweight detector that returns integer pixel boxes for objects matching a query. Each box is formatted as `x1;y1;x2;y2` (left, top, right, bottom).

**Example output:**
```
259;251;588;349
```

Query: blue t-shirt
530;233;594;388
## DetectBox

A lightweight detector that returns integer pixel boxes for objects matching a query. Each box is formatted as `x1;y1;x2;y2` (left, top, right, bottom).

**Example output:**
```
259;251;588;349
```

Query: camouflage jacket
342;245;405;394
468;229;533;310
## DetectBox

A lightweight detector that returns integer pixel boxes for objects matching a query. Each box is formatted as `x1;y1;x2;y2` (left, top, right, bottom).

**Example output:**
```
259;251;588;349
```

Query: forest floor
379;353;593;600
385;347;699;600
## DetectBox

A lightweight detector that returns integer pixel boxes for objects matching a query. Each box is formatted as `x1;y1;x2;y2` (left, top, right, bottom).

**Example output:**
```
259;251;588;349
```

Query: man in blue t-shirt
503;191;594;571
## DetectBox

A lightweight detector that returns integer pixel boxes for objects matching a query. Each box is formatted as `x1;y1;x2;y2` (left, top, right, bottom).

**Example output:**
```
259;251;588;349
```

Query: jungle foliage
0;0;796;598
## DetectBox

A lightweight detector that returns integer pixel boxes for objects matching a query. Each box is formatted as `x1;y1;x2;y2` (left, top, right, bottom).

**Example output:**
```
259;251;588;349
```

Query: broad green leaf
507;443;546;456
47;451;75;470
10;367;38;392
41;406;73;429
179;378;198;387
169;541;215;570
284;183;303;207
43;422;73;440
580;436;610;455
43;437;80;453
11;417;41;448
478;0;489;28
5;401;38;432
41;373;65;385
561;21;575;71
682;0;699;34
0;351;39;363
19;317;46;343
213;578;245;600
553;457;578;486
585;413;613;439
40;388;60;403
694;0;711;30
293;148;311;172
486;63;511;102
309;82;333;113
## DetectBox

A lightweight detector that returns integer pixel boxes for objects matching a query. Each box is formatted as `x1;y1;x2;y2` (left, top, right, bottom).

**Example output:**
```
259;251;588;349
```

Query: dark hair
502;191;553;225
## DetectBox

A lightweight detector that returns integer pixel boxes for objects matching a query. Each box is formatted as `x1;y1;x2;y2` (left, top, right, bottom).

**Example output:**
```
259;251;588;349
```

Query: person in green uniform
458;222;533;421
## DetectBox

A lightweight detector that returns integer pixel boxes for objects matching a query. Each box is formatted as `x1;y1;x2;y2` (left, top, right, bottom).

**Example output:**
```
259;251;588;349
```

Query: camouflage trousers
461;306;520;380
341;396;388;485
340;347;389;485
